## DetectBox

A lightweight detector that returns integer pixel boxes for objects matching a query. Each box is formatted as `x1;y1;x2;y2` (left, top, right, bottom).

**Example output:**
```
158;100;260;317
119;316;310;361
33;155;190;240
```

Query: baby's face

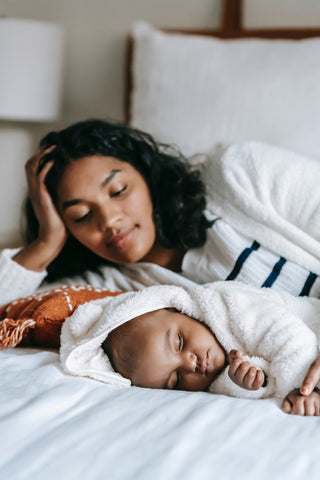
105;309;226;391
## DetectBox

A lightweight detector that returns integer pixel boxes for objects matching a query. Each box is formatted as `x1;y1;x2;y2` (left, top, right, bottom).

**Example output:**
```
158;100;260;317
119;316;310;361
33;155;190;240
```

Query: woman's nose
97;206;120;231
180;352;197;373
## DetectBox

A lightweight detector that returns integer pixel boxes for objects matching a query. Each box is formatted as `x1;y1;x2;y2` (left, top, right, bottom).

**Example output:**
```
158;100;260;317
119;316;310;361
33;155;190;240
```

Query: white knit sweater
1;141;320;305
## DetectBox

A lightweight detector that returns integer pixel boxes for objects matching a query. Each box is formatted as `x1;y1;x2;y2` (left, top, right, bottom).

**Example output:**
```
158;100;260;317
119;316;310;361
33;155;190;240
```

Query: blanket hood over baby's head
60;283;231;387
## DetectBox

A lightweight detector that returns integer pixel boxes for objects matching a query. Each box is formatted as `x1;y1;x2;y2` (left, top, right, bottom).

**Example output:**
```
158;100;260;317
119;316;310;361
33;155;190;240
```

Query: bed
3;1;320;478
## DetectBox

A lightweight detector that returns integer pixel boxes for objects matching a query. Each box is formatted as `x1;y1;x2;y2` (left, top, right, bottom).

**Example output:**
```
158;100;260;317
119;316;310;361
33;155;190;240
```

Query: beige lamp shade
0;18;64;121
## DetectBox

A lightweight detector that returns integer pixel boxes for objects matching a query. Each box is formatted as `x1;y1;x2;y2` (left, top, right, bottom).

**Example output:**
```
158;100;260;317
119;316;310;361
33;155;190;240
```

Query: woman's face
56;155;156;264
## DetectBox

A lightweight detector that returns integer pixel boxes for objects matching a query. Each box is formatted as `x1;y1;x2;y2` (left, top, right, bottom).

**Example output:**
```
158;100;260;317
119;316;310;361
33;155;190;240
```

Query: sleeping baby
59;281;320;416
2;282;320;416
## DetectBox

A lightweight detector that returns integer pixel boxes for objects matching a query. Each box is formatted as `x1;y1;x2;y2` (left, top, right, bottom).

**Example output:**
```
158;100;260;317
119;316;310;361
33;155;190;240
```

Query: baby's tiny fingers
281;398;292;414
242;366;259;387
228;356;245;375
228;350;243;362
251;369;265;390
304;400;316;416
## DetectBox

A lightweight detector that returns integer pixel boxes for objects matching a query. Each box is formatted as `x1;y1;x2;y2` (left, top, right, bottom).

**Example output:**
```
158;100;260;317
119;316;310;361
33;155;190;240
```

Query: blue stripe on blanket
299;272;317;297
261;257;286;288
226;240;260;281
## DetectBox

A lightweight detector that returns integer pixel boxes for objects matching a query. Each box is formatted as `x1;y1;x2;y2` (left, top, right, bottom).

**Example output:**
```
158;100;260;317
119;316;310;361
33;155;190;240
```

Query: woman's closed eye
111;185;127;197
74;210;93;223
74;211;92;223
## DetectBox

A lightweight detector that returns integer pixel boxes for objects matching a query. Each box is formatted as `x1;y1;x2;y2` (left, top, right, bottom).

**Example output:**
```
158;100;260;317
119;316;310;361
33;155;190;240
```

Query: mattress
2;348;320;480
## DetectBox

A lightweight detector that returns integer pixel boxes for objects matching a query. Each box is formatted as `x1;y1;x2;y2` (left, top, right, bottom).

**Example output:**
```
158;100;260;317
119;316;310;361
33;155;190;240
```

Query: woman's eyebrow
101;169;120;188
62;169;121;210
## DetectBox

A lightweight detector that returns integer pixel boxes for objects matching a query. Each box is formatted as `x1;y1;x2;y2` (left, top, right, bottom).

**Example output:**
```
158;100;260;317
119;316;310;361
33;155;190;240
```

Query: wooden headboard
125;0;320;121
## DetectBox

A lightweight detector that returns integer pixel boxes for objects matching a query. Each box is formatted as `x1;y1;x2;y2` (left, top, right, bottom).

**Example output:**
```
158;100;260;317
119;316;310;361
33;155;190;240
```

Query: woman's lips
108;228;135;248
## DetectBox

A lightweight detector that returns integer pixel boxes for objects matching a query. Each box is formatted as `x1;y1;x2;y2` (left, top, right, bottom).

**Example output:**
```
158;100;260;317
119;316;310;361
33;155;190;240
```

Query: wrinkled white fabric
4;347;320;480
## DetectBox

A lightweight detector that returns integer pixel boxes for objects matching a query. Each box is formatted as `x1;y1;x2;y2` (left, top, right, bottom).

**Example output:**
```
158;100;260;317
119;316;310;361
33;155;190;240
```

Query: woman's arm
0;248;47;305
0;147;69;305
13;146;68;272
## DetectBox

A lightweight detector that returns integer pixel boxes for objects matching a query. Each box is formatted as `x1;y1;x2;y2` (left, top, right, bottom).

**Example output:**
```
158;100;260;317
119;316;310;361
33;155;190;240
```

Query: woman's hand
282;389;320;416
13;146;68;272
299;354;320;396
25;146;67;245
228;349;265;391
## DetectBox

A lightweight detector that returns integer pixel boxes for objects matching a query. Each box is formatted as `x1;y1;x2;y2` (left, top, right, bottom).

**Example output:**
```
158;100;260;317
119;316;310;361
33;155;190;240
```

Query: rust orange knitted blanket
0;286;124;349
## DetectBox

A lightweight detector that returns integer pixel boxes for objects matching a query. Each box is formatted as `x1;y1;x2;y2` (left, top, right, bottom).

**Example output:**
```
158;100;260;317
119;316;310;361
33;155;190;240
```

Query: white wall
0;0;319;246
1;0;222;125
244;0;320;28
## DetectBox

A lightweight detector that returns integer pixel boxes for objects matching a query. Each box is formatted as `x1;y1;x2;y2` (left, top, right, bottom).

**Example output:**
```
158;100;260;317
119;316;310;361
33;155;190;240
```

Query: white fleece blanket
202;142;320;274
60;281;320;399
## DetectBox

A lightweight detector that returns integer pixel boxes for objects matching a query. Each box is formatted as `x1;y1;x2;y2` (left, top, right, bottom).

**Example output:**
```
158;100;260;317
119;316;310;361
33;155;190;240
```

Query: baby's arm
228;350;266;391
282;389;320;416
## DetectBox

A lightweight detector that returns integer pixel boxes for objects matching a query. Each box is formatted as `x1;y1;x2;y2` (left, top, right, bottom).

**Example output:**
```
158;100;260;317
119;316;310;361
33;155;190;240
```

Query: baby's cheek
181;374;212;392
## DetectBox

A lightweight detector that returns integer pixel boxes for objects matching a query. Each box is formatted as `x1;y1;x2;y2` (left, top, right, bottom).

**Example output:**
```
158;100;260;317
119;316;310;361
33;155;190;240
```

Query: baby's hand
228;350;265;391
282;389;320;416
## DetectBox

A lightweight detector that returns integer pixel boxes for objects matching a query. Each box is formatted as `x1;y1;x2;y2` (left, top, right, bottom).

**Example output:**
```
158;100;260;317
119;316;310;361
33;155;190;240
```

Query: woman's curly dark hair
24;119;212;280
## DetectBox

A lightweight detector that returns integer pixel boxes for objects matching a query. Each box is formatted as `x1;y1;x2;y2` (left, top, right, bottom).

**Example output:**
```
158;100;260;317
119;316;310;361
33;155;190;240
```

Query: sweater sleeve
220;284;320;399
0;248;47;306
200;282;320;399
203;142;320;274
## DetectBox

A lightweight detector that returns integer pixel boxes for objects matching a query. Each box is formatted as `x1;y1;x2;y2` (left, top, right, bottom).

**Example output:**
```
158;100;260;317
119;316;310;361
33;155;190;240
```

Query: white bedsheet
1;348;320;480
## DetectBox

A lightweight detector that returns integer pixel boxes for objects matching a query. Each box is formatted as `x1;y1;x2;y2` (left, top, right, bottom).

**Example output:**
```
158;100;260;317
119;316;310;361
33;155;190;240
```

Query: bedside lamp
0;18;64;247
0;17;64;120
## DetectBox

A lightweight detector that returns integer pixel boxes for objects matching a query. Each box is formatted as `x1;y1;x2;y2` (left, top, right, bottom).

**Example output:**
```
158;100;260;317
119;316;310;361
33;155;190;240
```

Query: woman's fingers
300;354;320;396
37;160;55;183
25;145;56;175
26;145;55;166
24;144;68;247
26;146;56;197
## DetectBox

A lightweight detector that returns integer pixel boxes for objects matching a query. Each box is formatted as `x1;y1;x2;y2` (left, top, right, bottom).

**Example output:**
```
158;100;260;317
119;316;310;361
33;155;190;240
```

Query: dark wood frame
125;0;320;121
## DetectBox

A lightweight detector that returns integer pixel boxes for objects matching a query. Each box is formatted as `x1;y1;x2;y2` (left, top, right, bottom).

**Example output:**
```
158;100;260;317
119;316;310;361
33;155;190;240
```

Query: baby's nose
182;352;197;372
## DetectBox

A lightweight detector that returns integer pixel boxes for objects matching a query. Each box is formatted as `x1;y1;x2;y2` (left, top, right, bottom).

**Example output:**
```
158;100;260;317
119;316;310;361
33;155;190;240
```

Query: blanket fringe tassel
0;318;36;348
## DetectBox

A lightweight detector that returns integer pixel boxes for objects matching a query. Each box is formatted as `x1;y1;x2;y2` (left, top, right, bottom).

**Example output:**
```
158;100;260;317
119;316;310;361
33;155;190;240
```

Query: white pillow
130;22;320;159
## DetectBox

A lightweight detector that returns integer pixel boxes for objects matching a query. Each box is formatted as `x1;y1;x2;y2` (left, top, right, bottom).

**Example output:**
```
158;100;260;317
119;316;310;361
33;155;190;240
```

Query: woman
1;118;320;393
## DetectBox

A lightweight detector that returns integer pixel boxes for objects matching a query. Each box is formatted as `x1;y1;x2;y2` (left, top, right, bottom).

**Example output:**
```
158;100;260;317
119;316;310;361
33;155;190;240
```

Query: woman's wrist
12;239;63;272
